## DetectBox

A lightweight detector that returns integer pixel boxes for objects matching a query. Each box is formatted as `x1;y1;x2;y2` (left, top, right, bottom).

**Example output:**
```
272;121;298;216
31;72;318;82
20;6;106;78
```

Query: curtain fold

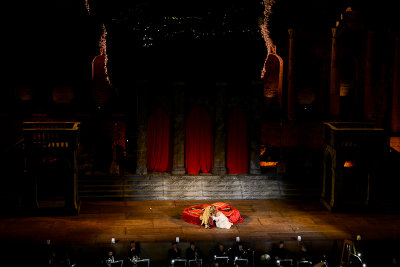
146;108;171;172
227;108;248;174
185;106;214;174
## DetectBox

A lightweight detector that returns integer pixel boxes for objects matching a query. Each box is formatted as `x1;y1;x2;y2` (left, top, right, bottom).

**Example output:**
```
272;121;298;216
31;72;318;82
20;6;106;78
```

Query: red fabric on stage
227;108;248;174
147;108;171;172
182;203;244;226
185;106;214;174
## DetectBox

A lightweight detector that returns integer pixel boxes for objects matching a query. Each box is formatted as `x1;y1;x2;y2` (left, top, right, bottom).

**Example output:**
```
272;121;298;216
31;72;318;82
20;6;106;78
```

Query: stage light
357;253;362;257
344;161;356;168
111;238;115;244
172;260;175;264
363;264;366;267
260;161;279;167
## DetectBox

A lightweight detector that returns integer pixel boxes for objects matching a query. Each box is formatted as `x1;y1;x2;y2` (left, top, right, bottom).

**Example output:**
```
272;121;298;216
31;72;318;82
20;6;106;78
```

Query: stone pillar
249;81;262;175
171;81;186;175
329;28;340;117
364;30;376;120
136;82;147;175
392;34;400;134
213;82;227;175
287;28;296;120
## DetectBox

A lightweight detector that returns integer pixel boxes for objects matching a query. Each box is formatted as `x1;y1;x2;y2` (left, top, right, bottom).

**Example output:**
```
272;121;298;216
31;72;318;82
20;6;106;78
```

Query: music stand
297;261;312;267
136;259;150;267
188;259;202;266
234;258;248;266
214;256;229;265
172;258;187;267
214;256;229;263
277;259;293;266
110;260;123;267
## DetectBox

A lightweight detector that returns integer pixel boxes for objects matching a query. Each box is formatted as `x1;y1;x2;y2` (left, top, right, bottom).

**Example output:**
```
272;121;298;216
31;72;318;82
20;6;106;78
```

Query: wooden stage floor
1;199;400;245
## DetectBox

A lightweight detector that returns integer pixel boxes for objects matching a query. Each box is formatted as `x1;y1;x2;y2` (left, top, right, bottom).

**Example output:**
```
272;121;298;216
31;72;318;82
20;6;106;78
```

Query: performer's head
211;205;217;215
190;241;196;250
130;240;136;249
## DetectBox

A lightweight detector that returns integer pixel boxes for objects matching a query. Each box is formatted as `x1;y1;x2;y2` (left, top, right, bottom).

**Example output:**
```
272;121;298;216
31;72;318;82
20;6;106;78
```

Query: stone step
78;176;283;183
78;174;321;200
78;184;318;191
79;188;299;195
79;193;318;201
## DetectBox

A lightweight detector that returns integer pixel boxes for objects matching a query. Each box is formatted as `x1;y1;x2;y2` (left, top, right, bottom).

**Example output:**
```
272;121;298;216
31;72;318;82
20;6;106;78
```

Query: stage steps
78;172;321;200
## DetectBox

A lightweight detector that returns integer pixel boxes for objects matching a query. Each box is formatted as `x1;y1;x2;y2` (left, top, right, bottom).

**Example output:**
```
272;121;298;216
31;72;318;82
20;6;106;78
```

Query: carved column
287;28;296;120
392;34;400;134
364;30;376;120
330;27;340;117
249;81;262;175
171;81;186;175
136;81;147;175
213;82;227;175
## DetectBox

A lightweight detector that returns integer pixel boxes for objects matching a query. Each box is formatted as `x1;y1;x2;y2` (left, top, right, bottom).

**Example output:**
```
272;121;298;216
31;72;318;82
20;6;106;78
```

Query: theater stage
1;199;400;245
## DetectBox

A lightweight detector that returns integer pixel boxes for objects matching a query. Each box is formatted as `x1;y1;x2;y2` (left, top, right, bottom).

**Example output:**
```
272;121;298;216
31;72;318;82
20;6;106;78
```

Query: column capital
288;28;294;39
331;27;337;38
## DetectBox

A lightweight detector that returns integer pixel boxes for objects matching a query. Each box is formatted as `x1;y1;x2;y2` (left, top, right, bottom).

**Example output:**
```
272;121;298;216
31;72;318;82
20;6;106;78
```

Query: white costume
212;212;233;229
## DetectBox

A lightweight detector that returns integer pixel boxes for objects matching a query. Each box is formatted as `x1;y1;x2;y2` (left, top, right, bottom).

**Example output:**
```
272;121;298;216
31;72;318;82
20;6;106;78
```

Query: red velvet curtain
147;108;171;172
185;106;214;174
227;108;248;174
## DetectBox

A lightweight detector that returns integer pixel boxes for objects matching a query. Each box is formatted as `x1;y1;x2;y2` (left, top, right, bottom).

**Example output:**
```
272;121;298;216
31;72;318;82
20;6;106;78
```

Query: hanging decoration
85;0;90;15
260;0;276;79
99;23;112;87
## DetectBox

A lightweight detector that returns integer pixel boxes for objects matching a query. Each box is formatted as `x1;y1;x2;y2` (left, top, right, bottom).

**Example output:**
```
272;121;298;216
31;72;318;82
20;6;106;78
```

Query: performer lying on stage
183;202;243;228
212;209;233;229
